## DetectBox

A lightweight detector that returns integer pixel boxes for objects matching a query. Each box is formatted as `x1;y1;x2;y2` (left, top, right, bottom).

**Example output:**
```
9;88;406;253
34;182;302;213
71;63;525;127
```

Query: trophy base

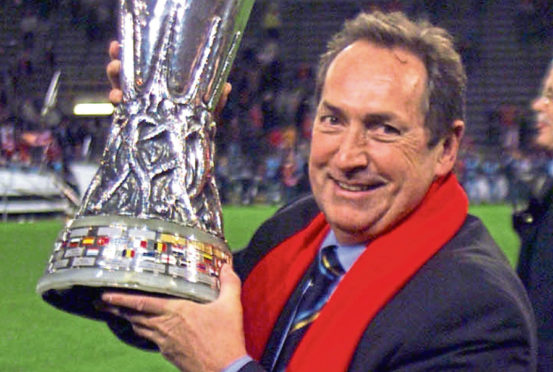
36;215;231;350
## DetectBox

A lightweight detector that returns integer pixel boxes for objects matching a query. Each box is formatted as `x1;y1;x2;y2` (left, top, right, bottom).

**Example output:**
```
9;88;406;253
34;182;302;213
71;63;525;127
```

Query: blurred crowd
213;19;315;205
457;147;553;207
0;0;116;194
1;0;552;207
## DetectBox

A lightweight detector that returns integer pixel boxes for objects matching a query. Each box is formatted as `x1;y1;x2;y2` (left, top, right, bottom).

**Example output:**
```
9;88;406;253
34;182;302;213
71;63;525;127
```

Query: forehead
323;40;428;112
327;41;426;91
542;67;553;93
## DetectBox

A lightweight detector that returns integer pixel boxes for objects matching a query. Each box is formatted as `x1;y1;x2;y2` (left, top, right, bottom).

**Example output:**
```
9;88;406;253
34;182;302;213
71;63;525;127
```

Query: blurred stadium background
1;0;552;371
1;0;553;218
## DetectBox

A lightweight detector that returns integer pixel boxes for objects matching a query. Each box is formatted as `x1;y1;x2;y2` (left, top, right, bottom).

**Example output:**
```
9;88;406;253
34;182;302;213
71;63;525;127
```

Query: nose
334;126;369;172
532;96;548;112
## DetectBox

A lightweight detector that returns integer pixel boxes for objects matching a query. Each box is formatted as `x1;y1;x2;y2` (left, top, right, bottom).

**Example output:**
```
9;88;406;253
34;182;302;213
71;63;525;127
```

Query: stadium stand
0;0;552;214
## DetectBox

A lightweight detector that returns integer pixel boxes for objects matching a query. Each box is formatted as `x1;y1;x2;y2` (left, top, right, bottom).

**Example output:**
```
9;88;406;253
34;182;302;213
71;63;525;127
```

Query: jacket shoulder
233;194;320;281
349;215;537;370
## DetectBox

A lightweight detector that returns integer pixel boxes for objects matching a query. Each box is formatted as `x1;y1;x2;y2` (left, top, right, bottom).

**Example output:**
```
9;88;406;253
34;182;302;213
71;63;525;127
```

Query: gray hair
315;11;466;147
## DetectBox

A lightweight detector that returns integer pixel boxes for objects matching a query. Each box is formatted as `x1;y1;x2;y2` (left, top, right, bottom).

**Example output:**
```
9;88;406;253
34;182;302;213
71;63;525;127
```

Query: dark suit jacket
235;195;537;371
515;177;553;371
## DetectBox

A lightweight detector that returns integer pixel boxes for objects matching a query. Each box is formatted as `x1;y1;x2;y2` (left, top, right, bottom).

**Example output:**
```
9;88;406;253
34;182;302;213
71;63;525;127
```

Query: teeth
337;181;370;191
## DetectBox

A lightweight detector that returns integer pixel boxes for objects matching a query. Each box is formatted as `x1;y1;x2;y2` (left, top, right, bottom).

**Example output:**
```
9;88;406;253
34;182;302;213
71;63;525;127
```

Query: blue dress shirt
223;230;366;372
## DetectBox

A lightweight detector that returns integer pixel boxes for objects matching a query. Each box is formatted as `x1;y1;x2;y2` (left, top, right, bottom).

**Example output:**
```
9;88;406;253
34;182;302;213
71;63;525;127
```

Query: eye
319;114;340;126
365;118;401;137
380;123;400;135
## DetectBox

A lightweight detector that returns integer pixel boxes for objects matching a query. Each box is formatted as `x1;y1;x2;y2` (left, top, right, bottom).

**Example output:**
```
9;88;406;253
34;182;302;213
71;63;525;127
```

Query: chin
536;138;553;151
327;215;380;243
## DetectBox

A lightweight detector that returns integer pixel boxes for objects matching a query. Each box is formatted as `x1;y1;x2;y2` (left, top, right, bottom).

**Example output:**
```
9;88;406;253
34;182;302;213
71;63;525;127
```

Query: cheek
540;127;553;149
546;107;553;120
309;134;336;166
375;145;418;175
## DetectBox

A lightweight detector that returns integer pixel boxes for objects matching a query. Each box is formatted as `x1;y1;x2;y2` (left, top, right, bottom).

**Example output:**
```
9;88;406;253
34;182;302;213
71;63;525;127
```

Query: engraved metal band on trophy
37;0;255;334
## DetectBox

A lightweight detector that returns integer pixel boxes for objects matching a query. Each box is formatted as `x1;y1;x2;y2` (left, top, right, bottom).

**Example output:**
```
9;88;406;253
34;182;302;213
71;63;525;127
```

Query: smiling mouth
335;179;383;192
536;115;552;128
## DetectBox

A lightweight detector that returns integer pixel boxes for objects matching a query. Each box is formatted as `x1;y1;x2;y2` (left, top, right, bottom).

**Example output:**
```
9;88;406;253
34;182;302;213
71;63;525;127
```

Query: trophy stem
37;0;255;350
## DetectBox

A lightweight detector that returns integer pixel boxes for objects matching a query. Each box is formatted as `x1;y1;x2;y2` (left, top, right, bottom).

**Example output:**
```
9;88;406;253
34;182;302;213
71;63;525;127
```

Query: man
514;60;553;371
102;11;537;371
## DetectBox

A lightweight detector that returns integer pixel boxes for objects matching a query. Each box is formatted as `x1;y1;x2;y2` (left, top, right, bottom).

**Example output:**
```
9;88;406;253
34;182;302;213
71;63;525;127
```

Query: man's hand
107;40;123;105
105;40;232;118
101;264;247;372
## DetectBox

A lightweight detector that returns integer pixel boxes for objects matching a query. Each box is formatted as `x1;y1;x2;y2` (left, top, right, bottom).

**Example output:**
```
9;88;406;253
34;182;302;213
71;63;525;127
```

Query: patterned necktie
273;245;345;371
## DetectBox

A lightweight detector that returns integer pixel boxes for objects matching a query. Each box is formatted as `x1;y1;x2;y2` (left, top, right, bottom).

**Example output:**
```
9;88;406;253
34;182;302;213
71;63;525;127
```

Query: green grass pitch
0;204;519;371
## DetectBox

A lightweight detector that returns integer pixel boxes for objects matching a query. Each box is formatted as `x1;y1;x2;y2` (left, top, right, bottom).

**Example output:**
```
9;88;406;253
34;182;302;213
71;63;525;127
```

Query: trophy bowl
36;0;255;350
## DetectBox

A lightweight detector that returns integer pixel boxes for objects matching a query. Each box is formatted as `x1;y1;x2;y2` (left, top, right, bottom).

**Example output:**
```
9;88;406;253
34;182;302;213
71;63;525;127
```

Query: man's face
532;67;553;151
309;41;453;245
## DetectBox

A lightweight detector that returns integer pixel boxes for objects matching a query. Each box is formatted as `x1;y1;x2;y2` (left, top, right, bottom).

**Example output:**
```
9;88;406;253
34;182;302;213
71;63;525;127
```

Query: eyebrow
319;101;342;116
319;101;395;123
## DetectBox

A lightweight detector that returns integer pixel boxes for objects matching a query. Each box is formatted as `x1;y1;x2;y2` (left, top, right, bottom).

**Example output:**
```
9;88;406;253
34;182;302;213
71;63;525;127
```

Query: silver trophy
36;0;255;349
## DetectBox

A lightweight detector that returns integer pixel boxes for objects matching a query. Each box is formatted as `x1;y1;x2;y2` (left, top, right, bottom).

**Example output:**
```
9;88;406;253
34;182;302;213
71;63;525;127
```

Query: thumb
214;82;232;123
217;263;242;303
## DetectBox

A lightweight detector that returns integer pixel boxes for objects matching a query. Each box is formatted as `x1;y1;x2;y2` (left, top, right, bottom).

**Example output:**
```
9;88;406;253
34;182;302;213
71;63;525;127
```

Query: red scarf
241;174;468;371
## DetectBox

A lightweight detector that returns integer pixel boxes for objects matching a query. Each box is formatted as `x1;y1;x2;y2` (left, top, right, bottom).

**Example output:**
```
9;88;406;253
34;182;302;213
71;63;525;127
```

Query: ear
434;120;465;177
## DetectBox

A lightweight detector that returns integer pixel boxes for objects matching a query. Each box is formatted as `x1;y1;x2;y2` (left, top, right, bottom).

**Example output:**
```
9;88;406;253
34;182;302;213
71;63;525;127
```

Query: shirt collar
321;230;366;272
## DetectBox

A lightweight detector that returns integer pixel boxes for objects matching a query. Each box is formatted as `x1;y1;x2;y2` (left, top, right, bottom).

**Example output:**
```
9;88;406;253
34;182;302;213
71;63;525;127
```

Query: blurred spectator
461;151;489;204
262;151;283;204
275;64;315;136
505;150;535;209
20;98;40;129
500;104;522;152
20;7;38;50
16;49;33;76
257;29;283;96
52;116;77;165
482;157;508;203
0;120;16;163
229;146;256;205
215;154;231;204
81;117;108;161
262;1;282;35
280;147;302;203
44;41;56;72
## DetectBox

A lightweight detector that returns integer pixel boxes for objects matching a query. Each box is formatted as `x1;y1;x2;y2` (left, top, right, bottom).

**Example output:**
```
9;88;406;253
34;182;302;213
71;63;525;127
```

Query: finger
129;321;161;345
102;292;168;315
108;40;120;60
97;303;124;317
100;304;154;330
106;59;122;89
106;58;123;105
119;308;160;328
214;82;232;122
109;89;123;105
100;302;163;344
217;264;241;303
220;82;232;108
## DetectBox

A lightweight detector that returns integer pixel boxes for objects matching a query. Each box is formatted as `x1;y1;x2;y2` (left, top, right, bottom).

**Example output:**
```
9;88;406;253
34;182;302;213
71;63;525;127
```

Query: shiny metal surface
37;0;255;350
83;0;254;236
